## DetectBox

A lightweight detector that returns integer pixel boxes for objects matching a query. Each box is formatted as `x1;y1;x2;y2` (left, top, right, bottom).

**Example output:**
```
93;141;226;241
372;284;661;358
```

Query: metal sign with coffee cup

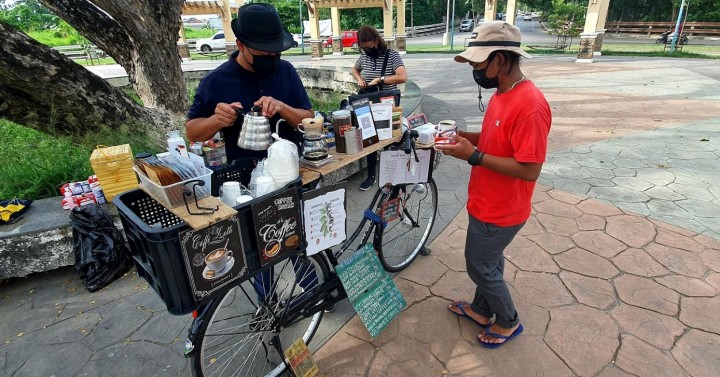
179;216;248;302
251;187;303;266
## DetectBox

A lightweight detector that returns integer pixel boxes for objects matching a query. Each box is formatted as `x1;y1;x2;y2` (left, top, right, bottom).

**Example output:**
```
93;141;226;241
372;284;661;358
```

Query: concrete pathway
1;54;720;377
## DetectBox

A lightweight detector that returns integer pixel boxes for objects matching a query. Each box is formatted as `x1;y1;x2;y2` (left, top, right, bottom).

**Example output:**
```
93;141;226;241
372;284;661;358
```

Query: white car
195;32;226;52
523;14;532;21
292;34;302;47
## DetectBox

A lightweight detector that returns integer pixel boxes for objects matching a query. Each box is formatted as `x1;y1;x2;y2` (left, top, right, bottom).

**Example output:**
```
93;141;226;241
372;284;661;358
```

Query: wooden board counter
300;135;401;185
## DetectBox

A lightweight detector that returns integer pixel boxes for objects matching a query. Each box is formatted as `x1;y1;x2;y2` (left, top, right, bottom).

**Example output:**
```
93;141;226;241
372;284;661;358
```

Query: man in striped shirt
351;25;408;190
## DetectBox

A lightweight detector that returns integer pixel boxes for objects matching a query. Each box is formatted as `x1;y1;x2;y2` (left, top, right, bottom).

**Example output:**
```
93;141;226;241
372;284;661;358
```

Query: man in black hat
186;2;314;162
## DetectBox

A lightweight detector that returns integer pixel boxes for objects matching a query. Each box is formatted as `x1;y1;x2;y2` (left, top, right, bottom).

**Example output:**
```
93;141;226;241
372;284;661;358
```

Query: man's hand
434;134;476;161
357;78;368;88
214;102;243;128
368;77;381;87
254;96;285;118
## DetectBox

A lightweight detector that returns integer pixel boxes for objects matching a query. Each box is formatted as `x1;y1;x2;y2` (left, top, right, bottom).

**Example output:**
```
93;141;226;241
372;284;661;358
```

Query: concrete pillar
383;0;394;40
177;42;191;59
506;0;517;25
576;33;597;63
331;7;343;55
307;2;323;58
484;0;497;23
221;0;234;57
577;0;603;62
594;0;611;55
395;35;407;53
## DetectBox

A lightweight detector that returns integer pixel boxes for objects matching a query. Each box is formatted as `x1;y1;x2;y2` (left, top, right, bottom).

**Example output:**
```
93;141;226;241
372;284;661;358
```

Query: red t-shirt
467;80;552;226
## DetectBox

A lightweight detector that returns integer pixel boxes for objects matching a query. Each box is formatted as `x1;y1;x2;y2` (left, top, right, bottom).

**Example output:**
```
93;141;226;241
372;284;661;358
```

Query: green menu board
336;244;406;338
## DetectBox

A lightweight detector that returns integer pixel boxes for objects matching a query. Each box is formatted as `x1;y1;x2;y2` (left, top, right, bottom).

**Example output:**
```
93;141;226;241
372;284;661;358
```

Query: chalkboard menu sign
336;244;406;338
251;187;302;266
179;216;248;302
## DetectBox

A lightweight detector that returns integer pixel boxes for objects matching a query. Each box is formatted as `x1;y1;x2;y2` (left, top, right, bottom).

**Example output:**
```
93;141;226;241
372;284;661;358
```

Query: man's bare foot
478;323;522;346
447;301;491;327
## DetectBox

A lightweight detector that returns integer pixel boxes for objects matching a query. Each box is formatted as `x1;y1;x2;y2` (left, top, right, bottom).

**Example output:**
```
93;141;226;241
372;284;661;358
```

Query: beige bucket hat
455;21;531;63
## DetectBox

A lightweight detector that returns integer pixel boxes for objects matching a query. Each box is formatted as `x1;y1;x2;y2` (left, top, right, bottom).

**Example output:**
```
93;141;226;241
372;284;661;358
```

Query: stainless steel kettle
237;106;275;151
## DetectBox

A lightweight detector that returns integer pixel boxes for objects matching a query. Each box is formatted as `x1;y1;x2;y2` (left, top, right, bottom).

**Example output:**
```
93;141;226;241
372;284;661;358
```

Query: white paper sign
371;102;393;141
353;100;377;140
302;187;347;255
378;149;433;186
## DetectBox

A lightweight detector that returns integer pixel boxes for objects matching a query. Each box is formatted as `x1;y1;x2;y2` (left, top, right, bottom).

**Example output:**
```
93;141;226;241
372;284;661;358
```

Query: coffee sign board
179;216;248;302
251;187;302;266
336;244;406;338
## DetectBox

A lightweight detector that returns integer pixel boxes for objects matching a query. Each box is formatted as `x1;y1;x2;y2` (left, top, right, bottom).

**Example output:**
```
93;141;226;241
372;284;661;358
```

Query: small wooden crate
90;144;138;201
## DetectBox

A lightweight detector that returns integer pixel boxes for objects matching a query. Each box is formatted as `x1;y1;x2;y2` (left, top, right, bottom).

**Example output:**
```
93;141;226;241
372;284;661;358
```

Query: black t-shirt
188;51;312;161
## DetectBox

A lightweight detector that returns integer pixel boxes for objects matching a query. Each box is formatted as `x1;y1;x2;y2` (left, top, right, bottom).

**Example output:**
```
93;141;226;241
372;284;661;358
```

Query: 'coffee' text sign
251;187;302;266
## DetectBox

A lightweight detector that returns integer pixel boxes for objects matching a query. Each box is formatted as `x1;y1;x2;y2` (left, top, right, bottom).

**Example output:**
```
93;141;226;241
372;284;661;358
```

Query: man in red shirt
435;21;551;349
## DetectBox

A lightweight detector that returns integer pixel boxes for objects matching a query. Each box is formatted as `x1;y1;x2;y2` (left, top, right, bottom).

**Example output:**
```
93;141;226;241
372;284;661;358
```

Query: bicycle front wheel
191;253;330;377
376;179;438;272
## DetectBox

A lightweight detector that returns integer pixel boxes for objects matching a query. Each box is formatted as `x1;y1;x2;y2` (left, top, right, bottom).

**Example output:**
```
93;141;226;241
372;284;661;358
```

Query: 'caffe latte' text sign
251;187;302;266
180;216;248;302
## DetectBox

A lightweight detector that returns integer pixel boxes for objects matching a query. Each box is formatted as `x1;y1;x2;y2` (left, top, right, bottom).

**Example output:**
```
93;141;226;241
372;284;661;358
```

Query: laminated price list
336;244;406;338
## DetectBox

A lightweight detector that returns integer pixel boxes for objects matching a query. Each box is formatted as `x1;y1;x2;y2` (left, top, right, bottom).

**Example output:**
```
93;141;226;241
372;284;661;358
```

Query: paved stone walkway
311;55;720;376
1;54;720;377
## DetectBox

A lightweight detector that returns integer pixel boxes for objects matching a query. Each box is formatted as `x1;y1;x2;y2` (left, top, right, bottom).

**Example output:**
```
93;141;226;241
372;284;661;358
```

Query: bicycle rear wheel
191;254;330;377
376;179;438;272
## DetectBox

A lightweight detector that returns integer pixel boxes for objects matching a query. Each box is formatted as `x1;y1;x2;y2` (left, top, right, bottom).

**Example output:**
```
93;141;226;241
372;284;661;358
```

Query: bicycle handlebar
402;129;420;162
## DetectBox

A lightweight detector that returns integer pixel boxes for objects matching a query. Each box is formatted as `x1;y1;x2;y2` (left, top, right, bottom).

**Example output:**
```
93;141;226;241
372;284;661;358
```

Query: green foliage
609;0;720;22
0;0;58;31
184;27;216;39
545;0;586;38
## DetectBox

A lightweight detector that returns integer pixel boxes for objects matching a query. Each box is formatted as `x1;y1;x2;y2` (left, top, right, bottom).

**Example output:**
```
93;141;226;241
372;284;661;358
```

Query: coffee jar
332;110;352;153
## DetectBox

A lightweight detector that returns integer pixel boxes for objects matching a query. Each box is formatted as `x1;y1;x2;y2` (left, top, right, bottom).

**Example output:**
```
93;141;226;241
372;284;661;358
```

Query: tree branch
40;0;132;65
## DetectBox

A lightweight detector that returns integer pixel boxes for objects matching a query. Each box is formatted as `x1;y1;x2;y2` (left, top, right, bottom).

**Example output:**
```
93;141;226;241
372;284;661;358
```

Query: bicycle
185;130;439;376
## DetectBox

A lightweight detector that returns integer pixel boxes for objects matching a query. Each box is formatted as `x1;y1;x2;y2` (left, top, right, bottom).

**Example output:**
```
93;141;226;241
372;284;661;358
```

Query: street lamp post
670;0;687;53
450;0;455;50
299;0;305;54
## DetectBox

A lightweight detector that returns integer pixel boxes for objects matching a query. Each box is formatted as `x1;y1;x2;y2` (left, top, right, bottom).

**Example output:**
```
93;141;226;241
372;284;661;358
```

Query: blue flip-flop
447;301;491;329
478;323;524;349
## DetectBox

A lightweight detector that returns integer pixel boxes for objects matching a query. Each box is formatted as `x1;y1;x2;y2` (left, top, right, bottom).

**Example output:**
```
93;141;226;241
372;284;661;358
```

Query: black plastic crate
114;177;304;315
210;158;257;197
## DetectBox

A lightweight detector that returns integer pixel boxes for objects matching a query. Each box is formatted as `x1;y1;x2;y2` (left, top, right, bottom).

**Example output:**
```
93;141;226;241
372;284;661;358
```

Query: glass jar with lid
332;109;352;153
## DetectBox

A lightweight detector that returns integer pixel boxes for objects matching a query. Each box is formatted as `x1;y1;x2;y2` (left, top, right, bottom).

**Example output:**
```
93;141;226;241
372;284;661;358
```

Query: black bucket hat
231;3;294;53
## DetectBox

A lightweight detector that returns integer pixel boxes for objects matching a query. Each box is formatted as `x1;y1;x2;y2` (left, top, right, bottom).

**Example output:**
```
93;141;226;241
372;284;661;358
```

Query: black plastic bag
70;204;132;292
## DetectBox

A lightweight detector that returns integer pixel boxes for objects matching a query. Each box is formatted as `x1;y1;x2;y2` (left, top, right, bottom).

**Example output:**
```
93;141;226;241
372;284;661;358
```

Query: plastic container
167;130;188;158
133;166;212;208
89;144;139;201
114;177;305;315
332;110;352;153
210;158;258;197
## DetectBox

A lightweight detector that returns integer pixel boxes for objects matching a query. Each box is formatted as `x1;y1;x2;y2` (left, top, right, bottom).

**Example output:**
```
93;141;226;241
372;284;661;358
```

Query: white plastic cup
236;195;253;205
438;120;457;133
255;176;276;197
220;181;242;206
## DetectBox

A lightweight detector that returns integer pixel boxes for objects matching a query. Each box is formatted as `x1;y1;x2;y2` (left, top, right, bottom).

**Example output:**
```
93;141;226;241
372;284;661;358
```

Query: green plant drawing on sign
319;202;335;238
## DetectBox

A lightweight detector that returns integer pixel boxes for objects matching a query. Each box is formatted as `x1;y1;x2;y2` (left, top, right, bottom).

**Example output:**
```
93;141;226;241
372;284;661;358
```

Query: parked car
523;13;532;21
459;19;474;32
322;30;358;48
496;12;505;21
292;34;302;48
195;32;226;52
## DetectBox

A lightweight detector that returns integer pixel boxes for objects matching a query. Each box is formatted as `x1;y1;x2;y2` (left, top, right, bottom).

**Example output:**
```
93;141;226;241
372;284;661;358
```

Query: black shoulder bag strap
380;50;390;88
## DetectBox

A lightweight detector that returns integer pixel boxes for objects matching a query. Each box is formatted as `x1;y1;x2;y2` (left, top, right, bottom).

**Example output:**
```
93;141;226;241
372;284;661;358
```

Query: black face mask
363;47;379;58
250;53;280;77
472;68;499;89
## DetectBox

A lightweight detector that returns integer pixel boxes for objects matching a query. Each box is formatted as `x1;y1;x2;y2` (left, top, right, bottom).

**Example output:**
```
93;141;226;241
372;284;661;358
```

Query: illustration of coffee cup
205;248;233;273
264;240;281;258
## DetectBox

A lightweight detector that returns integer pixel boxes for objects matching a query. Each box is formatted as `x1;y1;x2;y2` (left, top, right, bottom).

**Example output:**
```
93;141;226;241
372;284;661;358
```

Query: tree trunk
0;22;172;144
39;0;188;116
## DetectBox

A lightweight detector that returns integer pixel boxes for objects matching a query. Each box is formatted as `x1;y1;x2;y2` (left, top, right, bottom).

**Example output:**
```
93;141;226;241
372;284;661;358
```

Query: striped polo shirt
353;49;404;91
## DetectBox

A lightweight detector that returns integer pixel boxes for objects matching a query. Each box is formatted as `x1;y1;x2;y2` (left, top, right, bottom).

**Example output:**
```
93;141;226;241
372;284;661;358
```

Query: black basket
114;177;304;315
210;158;257;197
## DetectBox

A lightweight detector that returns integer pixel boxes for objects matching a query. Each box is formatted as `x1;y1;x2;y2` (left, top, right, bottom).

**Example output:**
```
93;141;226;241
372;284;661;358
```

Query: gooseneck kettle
236;106;279;151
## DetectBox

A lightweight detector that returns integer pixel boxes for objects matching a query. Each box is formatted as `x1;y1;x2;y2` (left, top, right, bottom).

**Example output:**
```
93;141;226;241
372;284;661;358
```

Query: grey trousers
466;215;525;329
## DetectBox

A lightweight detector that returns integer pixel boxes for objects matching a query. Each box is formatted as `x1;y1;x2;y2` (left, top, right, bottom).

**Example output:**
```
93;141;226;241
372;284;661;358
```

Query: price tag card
381;198;401;222
284;338;319;377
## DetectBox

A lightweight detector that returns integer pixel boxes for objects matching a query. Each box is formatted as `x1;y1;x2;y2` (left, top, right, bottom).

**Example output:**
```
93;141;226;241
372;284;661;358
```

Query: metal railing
605;21;720;36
